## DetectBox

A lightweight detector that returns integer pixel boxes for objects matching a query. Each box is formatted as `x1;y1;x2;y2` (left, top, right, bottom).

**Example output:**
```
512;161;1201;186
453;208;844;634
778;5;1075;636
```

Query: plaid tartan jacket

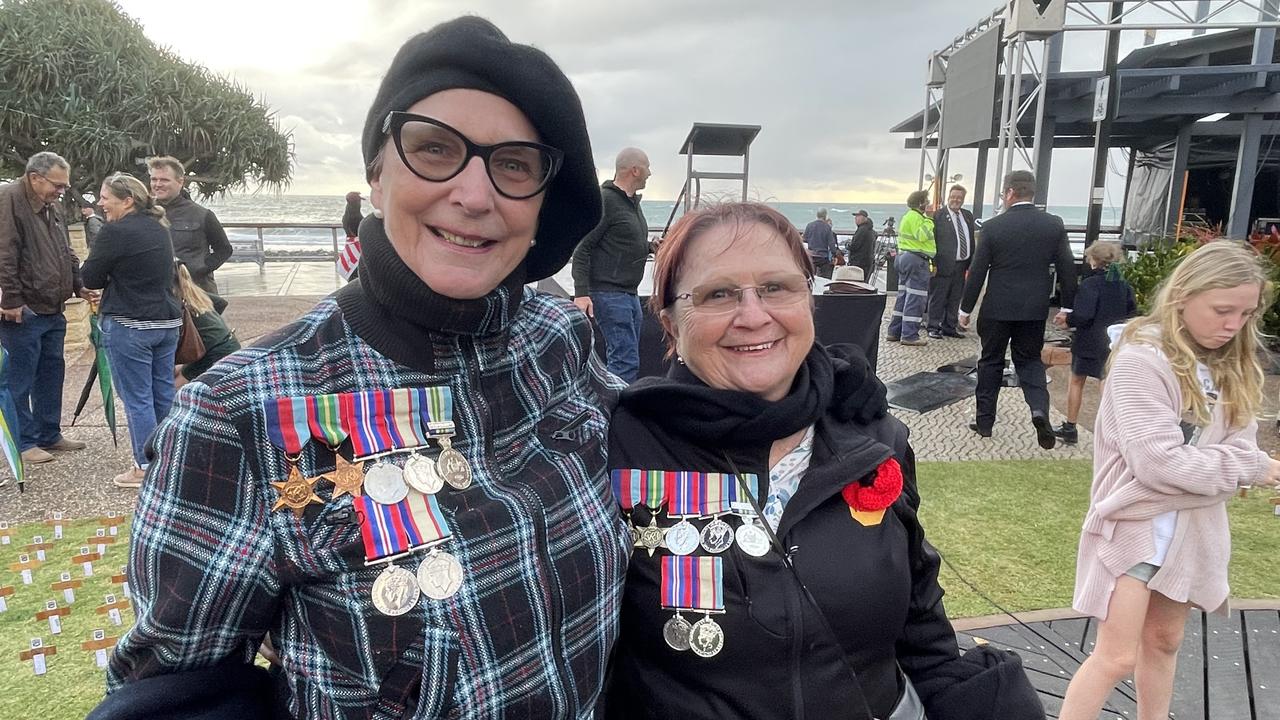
107;290;630;719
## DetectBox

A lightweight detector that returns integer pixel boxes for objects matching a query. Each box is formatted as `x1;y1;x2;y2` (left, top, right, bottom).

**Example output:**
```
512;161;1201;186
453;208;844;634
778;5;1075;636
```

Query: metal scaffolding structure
902;0;1280;240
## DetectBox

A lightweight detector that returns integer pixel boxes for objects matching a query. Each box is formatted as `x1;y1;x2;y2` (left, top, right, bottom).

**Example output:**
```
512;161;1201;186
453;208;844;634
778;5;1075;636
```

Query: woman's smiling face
370;89;544;299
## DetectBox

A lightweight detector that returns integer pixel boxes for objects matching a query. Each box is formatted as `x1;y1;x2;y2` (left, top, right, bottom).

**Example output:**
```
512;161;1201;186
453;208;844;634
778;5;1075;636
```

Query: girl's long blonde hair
174;263;214;315
1116;240;1272;428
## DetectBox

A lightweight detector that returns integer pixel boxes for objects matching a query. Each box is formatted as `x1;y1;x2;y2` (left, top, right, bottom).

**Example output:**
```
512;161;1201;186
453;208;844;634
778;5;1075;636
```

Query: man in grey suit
959;170;1076;449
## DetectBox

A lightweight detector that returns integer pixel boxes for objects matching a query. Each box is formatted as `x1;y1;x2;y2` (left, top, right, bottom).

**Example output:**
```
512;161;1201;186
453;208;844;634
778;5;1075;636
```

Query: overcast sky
113;0;1239;207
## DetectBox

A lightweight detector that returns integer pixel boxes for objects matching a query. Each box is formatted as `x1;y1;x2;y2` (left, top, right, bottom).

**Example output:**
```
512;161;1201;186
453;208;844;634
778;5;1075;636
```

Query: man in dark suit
959;170;1076;449
927;184;975;339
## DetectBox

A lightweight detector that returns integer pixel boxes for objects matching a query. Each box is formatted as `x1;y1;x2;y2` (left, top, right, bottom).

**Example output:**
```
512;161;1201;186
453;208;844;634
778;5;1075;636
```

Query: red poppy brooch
841;458;903;526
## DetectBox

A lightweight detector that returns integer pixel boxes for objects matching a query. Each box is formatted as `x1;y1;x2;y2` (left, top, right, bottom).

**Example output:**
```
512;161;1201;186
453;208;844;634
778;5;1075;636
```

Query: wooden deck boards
957;609;1280;719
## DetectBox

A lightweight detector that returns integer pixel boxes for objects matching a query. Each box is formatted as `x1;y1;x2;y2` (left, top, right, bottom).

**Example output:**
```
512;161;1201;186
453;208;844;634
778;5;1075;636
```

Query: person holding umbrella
80;173;181;489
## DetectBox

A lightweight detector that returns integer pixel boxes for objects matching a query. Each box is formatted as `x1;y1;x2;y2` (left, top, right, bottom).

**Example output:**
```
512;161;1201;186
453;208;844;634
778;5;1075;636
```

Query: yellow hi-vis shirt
897;208;936;257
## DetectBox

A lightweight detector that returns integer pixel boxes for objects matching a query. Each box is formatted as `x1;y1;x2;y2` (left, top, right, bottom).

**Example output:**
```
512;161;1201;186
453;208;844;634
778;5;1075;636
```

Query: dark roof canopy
890;29;1280;164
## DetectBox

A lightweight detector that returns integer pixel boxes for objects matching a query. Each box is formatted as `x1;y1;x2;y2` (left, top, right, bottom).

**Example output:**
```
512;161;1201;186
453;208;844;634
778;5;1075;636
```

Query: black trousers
926;259;969;333
974;316;1049;429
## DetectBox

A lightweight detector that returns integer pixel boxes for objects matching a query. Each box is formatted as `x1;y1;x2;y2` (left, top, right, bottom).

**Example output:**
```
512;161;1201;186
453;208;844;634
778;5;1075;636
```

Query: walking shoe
885;335;900;343
1031;412;1057;450
21;447;55;464
927;330;944;339
968;421;992;438
900;337;928;346
42;437;87;452
943;330;967;338
112;467;145;489
1053;422;1079;445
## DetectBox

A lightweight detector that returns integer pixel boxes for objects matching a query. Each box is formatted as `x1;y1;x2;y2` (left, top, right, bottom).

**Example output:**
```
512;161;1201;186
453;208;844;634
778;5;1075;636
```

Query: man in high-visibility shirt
886;190;935;345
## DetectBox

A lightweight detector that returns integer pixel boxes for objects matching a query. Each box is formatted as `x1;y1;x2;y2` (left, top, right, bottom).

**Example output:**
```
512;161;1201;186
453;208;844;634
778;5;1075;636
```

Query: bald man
571;147;652;382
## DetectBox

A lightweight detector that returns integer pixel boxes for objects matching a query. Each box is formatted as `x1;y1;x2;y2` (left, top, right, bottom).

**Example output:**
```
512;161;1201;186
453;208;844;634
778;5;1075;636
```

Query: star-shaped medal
324;452;365;499
271;464;323;518
634;515;665;557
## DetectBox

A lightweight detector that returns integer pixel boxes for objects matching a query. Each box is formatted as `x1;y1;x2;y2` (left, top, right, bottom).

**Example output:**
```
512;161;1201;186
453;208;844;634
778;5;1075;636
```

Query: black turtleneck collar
336;216;525;374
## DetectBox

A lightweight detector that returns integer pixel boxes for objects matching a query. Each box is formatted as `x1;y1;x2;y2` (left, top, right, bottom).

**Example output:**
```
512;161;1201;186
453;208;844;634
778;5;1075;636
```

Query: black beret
362;16;601;282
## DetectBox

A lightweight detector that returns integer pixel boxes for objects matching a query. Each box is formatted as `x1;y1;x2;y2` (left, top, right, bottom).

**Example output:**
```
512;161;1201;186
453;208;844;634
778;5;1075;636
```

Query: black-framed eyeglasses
33;173;69;193
382;111;563;200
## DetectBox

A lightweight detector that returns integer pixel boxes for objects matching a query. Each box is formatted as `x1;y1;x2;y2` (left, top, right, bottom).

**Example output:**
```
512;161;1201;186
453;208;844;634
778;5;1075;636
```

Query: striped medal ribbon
660;555;725;657
345;389;409;502
416;386;456;437
263;396;323;517
610;468;669;511
354;490;452;563
263;396;310;456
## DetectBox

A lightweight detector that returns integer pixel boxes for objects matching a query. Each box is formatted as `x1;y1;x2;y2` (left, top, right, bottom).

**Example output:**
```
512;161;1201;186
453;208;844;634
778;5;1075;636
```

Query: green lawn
917;459;1280;617
0;518;133;720
1;460;1277;718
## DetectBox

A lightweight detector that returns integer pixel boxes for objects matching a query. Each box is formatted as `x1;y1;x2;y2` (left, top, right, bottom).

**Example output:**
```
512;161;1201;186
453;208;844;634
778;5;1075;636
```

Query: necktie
954;211;969;261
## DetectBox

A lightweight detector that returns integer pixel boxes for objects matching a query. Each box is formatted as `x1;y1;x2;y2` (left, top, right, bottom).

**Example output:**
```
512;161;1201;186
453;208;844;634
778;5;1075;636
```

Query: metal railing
221;222;345;264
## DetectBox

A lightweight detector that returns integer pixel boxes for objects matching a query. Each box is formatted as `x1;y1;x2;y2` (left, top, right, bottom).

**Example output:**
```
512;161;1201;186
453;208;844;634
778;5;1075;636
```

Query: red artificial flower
841;458;904;512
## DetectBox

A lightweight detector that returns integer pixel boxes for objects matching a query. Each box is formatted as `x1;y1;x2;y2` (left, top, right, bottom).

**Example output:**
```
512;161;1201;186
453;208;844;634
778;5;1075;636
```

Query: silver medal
436;437;473;490
371;564;420;616
363;460;409;505
700;517;734;554
416;550;464;600
688;615;725;658
735;521;771;558
403;453;444;494
664;520;699;556
663;613;693;651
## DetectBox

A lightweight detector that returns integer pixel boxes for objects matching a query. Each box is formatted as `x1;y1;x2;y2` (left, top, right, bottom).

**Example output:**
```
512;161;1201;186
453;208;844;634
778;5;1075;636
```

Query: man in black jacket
959;171;1076;448
571;147;651;382
847;209;877;281
148;156;232;296
927;184;975;339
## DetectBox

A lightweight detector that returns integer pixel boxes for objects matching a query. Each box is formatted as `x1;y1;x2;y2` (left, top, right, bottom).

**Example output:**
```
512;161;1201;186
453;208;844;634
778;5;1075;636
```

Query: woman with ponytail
1051;241;1137;445
81;172;182;488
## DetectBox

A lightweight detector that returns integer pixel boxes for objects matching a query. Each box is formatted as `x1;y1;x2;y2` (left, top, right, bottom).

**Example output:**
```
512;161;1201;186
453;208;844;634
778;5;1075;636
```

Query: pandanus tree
0;0;293;199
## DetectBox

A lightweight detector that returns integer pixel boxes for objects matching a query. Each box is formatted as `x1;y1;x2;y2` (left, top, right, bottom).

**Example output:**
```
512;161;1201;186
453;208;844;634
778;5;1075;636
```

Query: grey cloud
202;2;1101;203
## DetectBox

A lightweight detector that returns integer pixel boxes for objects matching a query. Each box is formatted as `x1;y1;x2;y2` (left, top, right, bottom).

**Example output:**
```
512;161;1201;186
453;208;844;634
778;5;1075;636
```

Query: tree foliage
0;0;292;198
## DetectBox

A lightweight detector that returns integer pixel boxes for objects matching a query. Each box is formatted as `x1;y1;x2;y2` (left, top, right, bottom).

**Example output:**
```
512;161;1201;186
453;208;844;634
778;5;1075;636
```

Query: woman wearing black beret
94;17;627;719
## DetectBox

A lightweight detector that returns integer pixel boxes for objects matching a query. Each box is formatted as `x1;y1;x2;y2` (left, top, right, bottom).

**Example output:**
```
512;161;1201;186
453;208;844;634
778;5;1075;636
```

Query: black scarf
336;216;525;373
619;343;887;447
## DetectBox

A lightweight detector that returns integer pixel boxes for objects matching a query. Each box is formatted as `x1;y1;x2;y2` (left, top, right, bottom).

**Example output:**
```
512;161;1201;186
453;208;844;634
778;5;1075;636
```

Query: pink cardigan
1072;339;1270;620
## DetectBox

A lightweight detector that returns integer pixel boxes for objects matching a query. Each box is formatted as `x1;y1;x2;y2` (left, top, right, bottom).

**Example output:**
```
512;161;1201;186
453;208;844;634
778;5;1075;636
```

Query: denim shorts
1124;562;1160;583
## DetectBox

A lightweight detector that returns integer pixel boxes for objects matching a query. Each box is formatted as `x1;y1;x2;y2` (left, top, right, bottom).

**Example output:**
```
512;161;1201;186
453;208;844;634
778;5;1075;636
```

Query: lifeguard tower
660;122;761;235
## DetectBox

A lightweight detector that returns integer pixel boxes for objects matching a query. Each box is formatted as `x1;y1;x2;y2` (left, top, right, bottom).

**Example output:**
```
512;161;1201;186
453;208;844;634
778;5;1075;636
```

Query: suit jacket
930;207;976;277
960;203;1077;322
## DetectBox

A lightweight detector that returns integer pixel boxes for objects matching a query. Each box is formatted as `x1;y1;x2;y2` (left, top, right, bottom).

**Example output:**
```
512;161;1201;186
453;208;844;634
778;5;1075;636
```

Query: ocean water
204;194;1122;251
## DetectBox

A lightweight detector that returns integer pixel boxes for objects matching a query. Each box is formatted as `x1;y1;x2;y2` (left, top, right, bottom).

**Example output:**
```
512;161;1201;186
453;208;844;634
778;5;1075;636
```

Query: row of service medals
612;469;772;658
264;388;471;616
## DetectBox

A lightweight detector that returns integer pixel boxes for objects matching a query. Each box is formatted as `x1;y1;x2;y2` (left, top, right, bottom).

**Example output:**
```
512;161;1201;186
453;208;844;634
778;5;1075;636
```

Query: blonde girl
1060;241;1280;720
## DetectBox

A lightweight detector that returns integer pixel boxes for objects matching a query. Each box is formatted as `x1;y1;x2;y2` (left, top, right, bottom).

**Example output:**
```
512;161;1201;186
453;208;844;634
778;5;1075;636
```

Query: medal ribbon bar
349;390;412;458
305;394;350;448
611;469;668;511
355;491;452;564
660;555;724;611
417;387;456;437
388;388;428;449
263;396;310;455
